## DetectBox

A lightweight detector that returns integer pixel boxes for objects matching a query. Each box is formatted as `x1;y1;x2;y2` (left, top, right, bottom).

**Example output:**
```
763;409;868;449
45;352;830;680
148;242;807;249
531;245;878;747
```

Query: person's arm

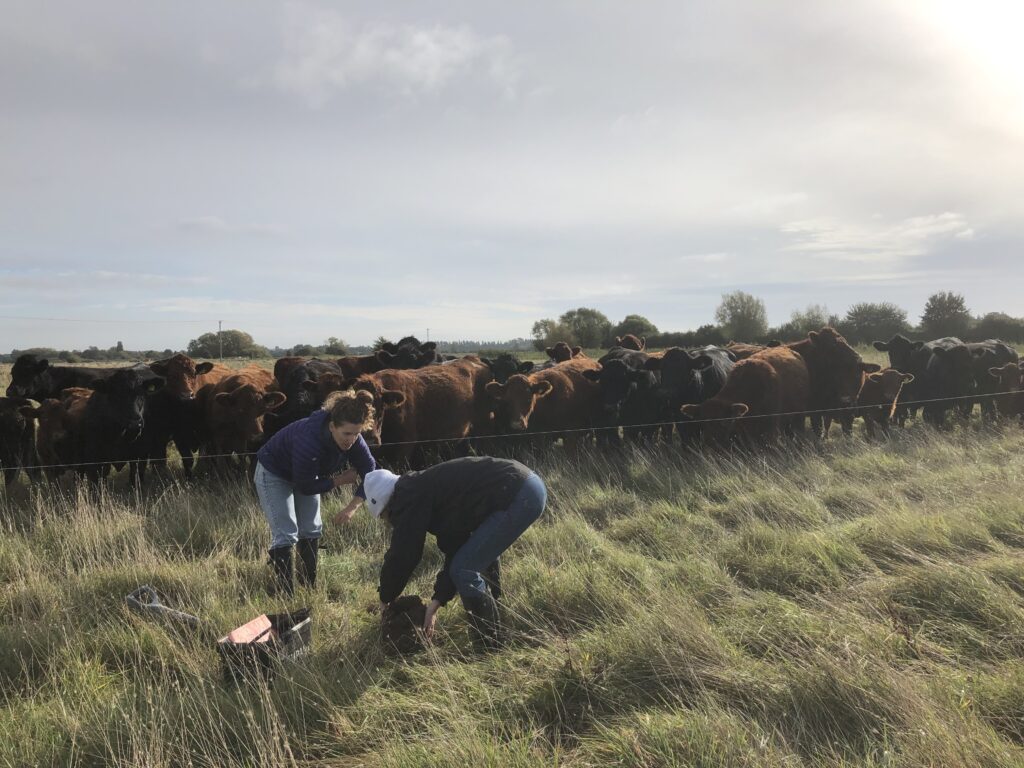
378;506;429;605
431;554;459;607
345;435;377;499
332;494;363;525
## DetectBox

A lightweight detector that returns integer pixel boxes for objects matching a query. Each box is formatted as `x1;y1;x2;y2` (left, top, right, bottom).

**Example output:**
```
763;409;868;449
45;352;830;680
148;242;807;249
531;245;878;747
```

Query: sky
2;1;1023;350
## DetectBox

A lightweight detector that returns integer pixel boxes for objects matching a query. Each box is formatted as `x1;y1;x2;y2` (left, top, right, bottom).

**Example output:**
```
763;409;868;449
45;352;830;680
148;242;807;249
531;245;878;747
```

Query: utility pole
218;320;223;360
426;327;430;342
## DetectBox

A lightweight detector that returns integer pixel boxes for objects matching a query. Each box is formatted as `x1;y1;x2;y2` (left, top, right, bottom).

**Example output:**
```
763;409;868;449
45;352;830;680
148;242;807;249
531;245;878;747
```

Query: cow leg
3;467;17;489
810;414;824;439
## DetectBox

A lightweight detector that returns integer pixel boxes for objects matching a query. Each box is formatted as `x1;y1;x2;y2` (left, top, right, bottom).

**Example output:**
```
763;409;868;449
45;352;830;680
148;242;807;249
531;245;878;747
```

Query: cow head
615;334;646;351
213;385;286;444
148;354;214;401
861;370;914;419
931;343;976;397
582;359;651;419
92;368;165;440
484;375;553;431
480;354;535;385
808;328;880;406
872;334;924;372
646;348;714;402
351;379;406;445
545;342;582;363
6;354;51;398
680;399;748;448
988;362;1022;390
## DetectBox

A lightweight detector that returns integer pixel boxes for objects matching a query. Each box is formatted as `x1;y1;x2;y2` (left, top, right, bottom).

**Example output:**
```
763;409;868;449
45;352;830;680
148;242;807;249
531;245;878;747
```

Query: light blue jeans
450;473;547;601
254;461;321;549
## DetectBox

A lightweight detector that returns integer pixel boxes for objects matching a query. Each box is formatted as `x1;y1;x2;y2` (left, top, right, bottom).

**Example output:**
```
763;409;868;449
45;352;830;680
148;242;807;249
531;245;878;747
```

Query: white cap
363;469;400;518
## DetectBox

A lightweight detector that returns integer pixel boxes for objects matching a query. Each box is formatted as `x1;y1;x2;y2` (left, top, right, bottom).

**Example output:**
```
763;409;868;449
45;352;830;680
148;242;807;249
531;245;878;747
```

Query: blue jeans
254;461;321;549
450;473;547;601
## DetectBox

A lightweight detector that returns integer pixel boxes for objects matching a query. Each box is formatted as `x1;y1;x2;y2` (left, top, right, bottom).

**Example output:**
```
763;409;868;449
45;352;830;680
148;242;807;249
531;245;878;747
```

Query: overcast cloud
2;0;1023;350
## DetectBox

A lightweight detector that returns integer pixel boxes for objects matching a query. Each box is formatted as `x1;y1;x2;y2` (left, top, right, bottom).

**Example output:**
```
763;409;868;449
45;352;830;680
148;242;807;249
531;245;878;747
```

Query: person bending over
364;456;547;651
255;389;376;595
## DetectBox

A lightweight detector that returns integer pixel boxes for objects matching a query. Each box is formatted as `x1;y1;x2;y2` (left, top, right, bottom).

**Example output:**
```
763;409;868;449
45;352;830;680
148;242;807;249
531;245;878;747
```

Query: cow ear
860;362;882;373
484;381;506;398
731;403;750;417
480;357;493;368
571;346;583;357
532;381;554;397
381;342;398;353
644;357;662;371
149;361;168;376
263;391;287;410
872;341;889;351
18;405;41;420
518;361;535;374
692;354;714;371
971;347;988;358
911;341;924;350
375;350;395;365
145;377;165;394
989;367;1003;379
582;369;601;382
901;373;915;383
301;379;319;392
932;346;948;358
544;346;554;358
680;404;700;419
639;336;646;348
381;390;406;408
615;336;623;345
807;331;819;341
868;372;884;383
195;362;214;375
420;341;437;352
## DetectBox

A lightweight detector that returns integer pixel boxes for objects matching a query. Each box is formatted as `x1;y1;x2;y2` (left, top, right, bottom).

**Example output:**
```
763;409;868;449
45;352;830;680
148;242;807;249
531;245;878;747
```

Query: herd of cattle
1;331;1022;488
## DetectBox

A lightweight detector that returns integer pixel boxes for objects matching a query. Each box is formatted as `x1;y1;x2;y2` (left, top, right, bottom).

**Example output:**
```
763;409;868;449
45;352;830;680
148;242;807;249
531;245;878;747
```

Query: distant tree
291;343;316;356
373;336;392;351
773;304;830;340
840;302;911;344
80;346;103;361
971;312;1024;343
920;292;971;338
714;291;768;342
323;337;348;355
531;318;577;351
559;308;612;348
612;314;658;341
187;329;262;358
116;341;124;352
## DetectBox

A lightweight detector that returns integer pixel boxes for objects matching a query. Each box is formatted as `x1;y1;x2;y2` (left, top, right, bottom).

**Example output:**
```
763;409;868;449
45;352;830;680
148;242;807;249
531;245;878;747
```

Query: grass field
2;350;1023;766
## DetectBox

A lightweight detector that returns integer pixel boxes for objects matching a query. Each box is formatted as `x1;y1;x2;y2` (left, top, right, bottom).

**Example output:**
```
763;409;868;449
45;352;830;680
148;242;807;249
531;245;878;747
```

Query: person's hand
331;507;356;525
423;599;442;642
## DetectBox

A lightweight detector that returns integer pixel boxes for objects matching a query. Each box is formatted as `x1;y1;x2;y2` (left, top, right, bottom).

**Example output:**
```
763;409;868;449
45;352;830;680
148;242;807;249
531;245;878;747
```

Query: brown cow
988;362;1024;418
148;353;225;400
680;346;809;448
545;342;585;363
725;342;769;360
615;334;646;351
200;366;286;466
347;356;493;468
786;327;880;437
23;387;93;481
855;369;915;438
336;353;387;380
484;357;601;451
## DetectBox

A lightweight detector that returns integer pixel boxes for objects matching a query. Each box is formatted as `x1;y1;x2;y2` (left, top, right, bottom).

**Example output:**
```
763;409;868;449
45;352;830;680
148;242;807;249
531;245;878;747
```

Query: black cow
645;346;734;444
874;335;974;426
583;350;661;442
265;359;344;438
377;337;440;369
78;366;165;484
965;340;1019;419
6;354;122;400
0;397;38;488
480;353;534;384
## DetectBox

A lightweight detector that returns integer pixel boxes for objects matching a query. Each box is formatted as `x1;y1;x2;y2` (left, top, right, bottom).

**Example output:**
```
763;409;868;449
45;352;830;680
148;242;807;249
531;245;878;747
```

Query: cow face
213;385;287;444
92;369;165;440
808;328;880;405
480;354;534;385
484;375;553;431
615;334;646;351
148;354;214;401
680;400;748;448
582;360;649;419
6;354;50;398
351;380;406;445
545;342;582;363
649;348;713;401
872;335;924;372
988;362;1022;391
862;370;914;419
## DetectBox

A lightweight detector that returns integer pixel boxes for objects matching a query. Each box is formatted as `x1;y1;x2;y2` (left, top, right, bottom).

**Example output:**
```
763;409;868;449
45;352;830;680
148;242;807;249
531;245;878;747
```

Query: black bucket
218;608;312;683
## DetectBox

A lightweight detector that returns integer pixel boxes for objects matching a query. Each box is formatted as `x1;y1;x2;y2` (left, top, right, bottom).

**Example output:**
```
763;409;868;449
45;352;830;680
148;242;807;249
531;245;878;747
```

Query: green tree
840;302;910;344
531;318;577;352
612;314;658;341
714;291;768;342
373;336;392;351
187;329;262;358
774;304;829;340
972;312;1024;343
559;307;612;348
323;337;348;355
291;343;316;356
920;292;971;338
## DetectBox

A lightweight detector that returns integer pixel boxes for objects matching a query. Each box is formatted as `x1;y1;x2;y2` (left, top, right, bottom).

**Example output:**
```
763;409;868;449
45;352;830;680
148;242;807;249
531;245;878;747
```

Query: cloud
268;4;519;107
176;216;284;237
678;252;730;263
780;212;971;262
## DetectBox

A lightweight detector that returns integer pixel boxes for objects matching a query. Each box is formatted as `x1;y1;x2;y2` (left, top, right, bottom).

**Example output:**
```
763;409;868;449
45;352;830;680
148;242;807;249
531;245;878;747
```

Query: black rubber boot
483;559;502;601
296;538;319;588
462;590;503;653
268;546;294;597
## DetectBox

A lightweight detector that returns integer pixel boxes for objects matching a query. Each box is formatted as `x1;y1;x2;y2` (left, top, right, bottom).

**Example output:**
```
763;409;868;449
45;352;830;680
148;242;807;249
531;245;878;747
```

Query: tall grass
1;369;1023;764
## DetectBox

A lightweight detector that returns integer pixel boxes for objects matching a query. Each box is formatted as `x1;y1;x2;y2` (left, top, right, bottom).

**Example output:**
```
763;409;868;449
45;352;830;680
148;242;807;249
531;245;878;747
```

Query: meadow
1;352;1024;766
